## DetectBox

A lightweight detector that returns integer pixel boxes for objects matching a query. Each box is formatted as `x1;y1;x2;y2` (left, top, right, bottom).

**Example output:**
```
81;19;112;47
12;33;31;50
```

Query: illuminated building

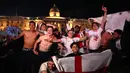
0;4;90;31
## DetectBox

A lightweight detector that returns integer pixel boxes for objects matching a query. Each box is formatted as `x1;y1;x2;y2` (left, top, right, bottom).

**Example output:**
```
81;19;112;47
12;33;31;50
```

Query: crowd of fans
0;6;128;73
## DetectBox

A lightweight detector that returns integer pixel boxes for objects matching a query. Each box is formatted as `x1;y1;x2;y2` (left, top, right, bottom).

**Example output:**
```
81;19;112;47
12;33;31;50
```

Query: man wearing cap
109;29;126;57
113;29;123;50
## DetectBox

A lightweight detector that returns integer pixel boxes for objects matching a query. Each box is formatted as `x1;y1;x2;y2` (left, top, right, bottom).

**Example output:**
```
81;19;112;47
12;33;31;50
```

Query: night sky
0;0;129;18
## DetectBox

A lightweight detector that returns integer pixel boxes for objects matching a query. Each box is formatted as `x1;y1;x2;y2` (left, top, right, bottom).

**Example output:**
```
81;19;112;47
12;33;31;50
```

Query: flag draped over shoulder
52;49;112;73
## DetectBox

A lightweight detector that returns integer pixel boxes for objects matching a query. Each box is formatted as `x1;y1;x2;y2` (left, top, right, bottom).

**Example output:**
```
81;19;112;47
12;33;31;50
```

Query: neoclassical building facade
0;4;91;31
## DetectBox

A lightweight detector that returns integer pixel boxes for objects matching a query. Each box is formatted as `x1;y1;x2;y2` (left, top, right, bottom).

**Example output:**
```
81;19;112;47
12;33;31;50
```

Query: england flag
90;11;130;31
52;49;112;73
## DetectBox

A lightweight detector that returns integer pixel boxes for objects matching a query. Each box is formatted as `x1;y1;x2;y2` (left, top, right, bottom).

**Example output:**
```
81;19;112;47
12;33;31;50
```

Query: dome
50;4;60;12
49;4;60;17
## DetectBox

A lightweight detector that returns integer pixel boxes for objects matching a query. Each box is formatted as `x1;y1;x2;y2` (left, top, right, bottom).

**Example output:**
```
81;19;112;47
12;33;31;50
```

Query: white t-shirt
39;62;47;73
116;39;121;50
88;27;103;50
39;62;58;73
61;37;80;56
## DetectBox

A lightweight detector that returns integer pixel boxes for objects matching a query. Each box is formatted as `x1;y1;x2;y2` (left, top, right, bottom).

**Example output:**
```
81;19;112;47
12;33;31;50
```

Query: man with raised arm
86;5;107;53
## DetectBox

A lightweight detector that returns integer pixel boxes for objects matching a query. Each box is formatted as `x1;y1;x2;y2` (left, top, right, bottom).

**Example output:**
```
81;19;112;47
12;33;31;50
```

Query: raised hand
100;5;107;29
102;5;107;12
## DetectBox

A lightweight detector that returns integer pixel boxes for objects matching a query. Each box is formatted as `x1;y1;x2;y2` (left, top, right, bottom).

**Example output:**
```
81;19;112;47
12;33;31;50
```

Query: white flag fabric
52;49;112;73
90;11;130;31
126;11;130;21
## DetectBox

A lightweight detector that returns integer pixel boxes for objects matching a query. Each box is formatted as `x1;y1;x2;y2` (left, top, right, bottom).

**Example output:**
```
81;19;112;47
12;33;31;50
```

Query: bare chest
24;32;38;40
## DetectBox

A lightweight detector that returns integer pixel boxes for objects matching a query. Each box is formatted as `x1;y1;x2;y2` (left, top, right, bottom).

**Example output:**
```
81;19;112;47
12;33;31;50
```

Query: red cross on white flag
52;49;112;73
